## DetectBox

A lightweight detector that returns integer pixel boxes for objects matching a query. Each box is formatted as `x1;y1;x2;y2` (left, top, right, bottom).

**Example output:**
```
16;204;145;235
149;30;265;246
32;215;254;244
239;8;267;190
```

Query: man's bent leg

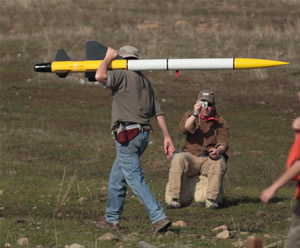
105;154;128;224
120;131;167;224
168;152;203;200
202;156;227;201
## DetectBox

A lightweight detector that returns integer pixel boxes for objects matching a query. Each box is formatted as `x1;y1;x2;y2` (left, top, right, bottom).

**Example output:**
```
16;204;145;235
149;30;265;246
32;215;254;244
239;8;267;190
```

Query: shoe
205;198;219;209
95;219;120;230
151;217;172;235
166;198;181;209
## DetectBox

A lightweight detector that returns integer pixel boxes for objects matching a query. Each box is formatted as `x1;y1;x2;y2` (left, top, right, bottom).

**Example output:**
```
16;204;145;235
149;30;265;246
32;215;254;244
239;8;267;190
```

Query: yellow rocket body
51;60;127;73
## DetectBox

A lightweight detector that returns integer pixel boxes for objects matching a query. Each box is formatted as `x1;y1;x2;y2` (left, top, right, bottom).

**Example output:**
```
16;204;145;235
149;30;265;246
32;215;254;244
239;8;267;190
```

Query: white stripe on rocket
168;58;234;70
127;58;234;71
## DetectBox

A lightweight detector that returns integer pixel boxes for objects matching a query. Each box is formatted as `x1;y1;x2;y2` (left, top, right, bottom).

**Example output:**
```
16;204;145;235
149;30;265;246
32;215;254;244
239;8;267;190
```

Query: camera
200;101;208;108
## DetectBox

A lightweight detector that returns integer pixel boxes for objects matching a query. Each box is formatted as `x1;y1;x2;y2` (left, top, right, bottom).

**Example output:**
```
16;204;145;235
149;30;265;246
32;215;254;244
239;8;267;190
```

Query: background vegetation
0;0;299;247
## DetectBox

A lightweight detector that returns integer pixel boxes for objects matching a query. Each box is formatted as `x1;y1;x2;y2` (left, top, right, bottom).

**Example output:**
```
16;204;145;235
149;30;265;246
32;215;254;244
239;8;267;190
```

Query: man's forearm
95;58;111;83
156;115;172;138
156;114;175;158
271;161;300;192
216;145;226;155
184;115;197;134
95;47;118;83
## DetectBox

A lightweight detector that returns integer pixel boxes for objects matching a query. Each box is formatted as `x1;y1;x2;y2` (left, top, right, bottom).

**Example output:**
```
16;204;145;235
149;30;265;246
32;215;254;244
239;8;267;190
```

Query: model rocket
34;41;289;81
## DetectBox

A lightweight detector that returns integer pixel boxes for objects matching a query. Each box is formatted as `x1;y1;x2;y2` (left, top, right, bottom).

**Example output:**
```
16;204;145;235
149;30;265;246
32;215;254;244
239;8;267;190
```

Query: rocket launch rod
34;41;289;80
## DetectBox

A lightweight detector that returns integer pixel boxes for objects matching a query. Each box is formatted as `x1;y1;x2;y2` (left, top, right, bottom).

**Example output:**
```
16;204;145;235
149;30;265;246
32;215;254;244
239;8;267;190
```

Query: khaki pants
168;152;227;201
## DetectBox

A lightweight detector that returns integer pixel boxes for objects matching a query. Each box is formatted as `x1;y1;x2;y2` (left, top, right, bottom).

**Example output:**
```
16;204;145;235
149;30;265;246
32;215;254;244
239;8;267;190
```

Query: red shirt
286;132;300;199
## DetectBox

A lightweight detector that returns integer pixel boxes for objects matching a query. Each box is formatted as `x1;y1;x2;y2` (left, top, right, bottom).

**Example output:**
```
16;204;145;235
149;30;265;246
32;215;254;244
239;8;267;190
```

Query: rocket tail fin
85;41;123;81
86;41;108;60
55;49;71;61
55;49;71;78
86;40;122;60
85;41;108;81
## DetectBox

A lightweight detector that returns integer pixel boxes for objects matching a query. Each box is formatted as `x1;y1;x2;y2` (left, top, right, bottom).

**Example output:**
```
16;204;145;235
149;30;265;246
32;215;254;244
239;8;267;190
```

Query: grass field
1;0;300;247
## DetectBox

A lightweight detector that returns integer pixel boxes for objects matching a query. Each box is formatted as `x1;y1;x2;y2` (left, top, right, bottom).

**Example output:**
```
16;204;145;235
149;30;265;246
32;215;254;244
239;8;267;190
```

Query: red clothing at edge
286;132;300;199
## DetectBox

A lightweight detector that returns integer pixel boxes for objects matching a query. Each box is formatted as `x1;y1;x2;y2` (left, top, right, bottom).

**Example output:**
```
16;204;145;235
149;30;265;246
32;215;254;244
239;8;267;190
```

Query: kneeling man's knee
170;153;188;173
210;158;226;174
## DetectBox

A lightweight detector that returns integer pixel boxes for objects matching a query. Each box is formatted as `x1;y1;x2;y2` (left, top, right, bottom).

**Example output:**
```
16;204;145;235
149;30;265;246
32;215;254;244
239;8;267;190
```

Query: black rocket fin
55;49;71;61
86;40;123;60
86;41;107;60
85;41;123;81
55;49;71;78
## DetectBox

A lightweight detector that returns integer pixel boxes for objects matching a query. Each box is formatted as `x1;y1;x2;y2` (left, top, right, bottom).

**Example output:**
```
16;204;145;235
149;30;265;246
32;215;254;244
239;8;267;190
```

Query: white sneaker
205;199;219;209
166;199;181;209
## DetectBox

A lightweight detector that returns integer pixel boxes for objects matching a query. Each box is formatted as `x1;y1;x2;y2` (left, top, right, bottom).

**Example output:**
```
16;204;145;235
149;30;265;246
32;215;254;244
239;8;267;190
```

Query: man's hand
95;47;118;83
156;115;175;159
208;147;220;160
260;186;276;203
193;100;202;115
105;47;118;61
164;137;175;159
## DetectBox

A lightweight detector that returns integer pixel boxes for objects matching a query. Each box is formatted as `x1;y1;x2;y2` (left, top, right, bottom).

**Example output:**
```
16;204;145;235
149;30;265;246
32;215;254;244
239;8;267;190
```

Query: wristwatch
192;112;198;117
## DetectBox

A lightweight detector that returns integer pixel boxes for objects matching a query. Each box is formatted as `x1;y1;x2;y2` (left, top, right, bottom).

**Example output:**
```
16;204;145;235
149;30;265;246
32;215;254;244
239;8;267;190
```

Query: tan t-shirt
106;70;164;130
179;111;229;156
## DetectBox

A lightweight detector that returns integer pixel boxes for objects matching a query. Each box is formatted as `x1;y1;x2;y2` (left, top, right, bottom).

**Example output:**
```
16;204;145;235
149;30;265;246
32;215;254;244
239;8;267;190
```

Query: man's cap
198;89;215;104
119;46;139;59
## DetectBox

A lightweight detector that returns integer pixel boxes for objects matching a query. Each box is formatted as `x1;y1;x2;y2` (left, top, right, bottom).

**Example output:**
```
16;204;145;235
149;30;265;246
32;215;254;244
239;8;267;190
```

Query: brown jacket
179;111;229;157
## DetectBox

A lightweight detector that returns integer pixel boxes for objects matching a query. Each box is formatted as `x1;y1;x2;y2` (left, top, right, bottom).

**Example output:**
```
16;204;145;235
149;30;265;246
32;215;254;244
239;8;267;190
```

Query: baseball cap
119;46;139;59
198;89;215;104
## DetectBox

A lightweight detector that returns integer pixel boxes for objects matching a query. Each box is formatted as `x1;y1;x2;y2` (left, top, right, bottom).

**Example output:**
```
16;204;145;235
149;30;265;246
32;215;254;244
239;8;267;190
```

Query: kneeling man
167;89;229;209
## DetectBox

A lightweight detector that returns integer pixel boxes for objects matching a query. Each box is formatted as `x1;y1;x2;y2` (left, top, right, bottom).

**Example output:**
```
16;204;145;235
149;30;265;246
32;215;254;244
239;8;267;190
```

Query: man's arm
95;47;118;84
184;100;201;133
184;115;197;134
211;120;229;159
156;115;175;159
260;160;300;203
208;145;226;160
